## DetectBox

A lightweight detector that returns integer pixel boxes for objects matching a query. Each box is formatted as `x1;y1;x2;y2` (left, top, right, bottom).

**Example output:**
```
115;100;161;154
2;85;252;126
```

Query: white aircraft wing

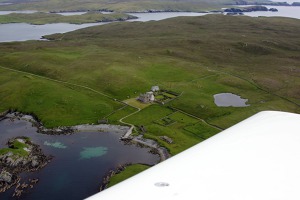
87;111;300;200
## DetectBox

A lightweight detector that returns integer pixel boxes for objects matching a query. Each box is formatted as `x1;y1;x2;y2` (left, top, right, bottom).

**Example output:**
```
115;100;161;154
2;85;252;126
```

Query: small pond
214;93;249;107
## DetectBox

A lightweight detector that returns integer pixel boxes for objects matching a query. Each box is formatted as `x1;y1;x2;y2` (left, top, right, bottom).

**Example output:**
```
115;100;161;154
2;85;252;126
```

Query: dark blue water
0;118;159;199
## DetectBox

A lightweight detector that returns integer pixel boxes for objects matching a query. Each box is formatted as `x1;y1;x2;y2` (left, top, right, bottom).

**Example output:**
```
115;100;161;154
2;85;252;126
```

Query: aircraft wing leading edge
87;111;300;200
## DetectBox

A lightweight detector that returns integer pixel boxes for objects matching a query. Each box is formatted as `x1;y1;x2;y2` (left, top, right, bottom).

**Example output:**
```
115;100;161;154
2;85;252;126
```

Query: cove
0;117;159;199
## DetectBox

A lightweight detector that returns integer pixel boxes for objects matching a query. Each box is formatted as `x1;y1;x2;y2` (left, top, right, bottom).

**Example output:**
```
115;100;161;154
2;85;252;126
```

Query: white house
151;86;160;92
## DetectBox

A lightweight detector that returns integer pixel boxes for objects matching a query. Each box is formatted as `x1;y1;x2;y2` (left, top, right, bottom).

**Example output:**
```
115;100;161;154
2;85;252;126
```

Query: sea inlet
0;117;159;199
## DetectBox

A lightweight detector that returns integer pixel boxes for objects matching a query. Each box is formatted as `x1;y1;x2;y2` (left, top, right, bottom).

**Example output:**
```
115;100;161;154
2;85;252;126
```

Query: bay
0;22;108;42
0;118;159;200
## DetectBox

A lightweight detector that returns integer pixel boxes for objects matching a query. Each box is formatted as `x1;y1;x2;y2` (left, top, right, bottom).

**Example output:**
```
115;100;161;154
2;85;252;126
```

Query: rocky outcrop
264;2;289;6
269;8;278;12
0;137;52;196
99;164;130;191
0;137;52;173
0;110;9;121
49;9;114;14
12;178;39;197
224;6;268;13
292;2;300;6
0;170;12;183
232;1;289;6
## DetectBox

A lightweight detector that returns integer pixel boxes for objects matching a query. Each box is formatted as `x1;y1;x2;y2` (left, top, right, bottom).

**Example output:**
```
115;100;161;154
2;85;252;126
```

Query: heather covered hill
0;0;269;12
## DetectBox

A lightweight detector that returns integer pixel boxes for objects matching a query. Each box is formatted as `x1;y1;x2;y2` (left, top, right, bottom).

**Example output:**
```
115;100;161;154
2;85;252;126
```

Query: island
0;137;51;197
224;5;278;13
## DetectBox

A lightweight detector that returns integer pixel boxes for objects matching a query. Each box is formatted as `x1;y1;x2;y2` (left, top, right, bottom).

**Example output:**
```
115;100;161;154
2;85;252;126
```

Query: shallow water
214;93;249;107
0;118;159;200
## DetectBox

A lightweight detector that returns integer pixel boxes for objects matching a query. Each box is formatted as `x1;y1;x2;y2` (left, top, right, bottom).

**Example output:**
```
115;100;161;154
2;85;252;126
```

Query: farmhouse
138;92;155;103
151;86;160;92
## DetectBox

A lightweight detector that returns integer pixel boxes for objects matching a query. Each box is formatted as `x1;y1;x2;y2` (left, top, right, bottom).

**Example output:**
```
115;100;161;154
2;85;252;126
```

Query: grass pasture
0;12;135;25
123;98;151;110
0;68;123;128
1;7;300;190
0;0;269;13
106;105;137;124
0;14;299;154
123;106;220;154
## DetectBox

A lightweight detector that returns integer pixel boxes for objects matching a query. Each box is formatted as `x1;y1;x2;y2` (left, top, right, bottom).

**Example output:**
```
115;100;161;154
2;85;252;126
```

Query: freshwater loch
214;93;249;107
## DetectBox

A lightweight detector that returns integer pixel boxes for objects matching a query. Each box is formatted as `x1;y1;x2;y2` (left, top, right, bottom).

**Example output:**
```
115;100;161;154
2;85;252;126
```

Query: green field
0;14;300;155
0;12;136;25
0;0;269;12
106;105;137;124
0;67;123;128
0;5;300;189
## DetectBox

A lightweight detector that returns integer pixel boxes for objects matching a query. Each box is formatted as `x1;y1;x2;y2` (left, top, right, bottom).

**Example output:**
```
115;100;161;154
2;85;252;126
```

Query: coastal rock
0;136;52;195
31;159;39;168
224;8;243;12
269;8;278;12
224;6;268;13
99;164;130;191
0;170;12;183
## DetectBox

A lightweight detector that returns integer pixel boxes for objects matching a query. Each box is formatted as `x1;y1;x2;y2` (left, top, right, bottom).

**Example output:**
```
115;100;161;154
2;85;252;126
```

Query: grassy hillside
0;0;269;12
0;14;299;154
0;12;135;25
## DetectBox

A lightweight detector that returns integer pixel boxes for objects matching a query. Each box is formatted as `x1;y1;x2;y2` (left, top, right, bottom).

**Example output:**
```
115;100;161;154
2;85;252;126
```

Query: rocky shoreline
122;136;170;162
2;111;171;161
49;9;114;14
0;136;52;197
99;163;130;191
224;5;278;13
3;111;130;136
0;111;172;194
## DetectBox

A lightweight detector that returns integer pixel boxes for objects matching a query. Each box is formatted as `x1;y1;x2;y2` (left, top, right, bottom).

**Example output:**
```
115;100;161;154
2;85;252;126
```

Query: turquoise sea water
80;147;108;159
